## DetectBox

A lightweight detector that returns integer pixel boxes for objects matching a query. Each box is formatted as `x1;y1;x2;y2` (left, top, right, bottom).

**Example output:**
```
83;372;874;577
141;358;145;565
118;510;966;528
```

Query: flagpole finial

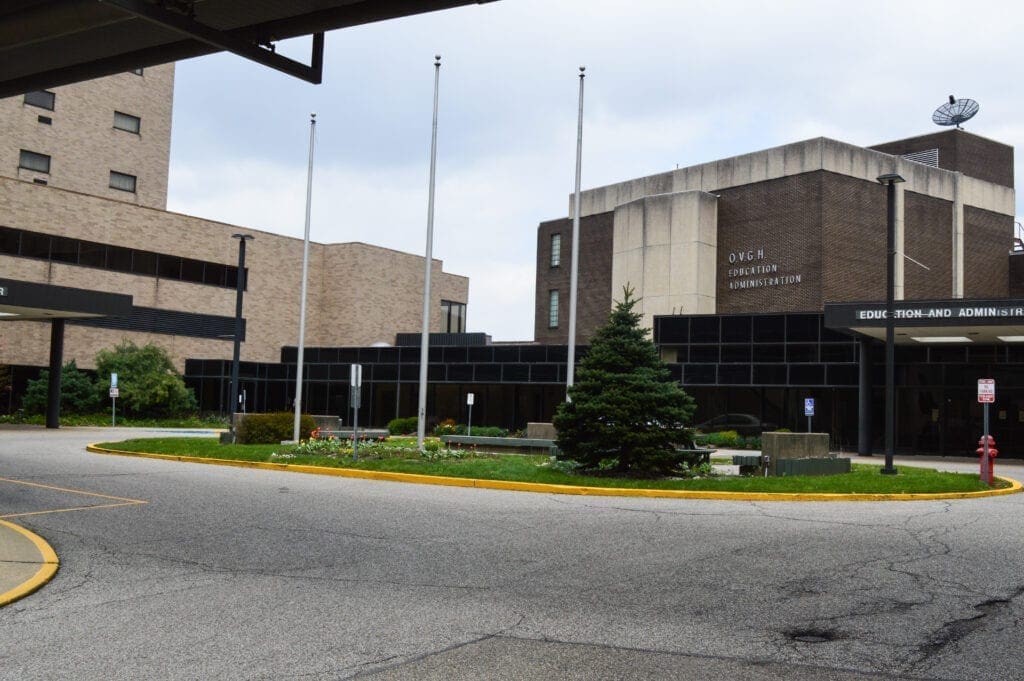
435;54;441;65
579;65;586;75
310;112;316;121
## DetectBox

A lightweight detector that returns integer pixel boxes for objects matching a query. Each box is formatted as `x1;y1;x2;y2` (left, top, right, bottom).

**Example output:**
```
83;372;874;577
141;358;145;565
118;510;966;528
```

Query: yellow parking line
0;476;148;518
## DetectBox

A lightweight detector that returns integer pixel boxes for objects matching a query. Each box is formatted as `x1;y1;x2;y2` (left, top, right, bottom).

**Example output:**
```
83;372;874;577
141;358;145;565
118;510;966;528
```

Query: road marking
0;476;148;518
0;518;59;607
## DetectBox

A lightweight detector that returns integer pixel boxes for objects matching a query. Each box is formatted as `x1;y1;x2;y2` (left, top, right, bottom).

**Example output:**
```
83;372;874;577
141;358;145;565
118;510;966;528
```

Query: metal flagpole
566;66;585;400
417;56;442;451
292;113;317;443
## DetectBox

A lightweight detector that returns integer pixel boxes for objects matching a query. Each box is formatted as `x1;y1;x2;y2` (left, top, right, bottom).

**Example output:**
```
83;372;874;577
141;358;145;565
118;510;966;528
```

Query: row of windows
280;344;584;365
18;149;137;192
656;313;850;344
25;91;142;135
0;225;243;289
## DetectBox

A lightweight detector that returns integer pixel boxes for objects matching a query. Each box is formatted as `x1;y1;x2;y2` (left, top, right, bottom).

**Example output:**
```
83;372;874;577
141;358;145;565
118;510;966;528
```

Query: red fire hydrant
976;435;998;486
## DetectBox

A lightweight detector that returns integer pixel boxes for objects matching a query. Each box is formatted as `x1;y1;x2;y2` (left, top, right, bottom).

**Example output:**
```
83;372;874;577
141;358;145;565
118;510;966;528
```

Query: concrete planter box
762;432;849;476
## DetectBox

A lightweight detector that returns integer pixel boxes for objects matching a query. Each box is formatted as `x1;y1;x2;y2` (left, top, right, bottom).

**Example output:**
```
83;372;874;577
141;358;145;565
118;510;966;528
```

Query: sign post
466;392;475;436
804;398;815;433
978;378;995;483
110;373;118;427
350;364;362;459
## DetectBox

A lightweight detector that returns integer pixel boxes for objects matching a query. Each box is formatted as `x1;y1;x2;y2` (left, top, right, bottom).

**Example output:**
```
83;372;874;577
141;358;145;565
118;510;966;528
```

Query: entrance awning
0;278;132;320
824;299;1024;345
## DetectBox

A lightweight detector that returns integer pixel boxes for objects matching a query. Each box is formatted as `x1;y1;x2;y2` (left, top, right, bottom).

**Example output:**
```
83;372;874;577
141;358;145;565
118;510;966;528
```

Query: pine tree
553;286;696;476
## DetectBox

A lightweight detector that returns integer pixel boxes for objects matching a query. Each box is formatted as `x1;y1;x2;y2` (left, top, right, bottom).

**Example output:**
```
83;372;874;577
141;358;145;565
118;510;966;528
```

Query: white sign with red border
978;378;995;403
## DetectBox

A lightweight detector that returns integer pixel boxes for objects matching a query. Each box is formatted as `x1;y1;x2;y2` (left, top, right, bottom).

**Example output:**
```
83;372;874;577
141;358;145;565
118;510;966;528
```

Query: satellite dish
932;95;979;129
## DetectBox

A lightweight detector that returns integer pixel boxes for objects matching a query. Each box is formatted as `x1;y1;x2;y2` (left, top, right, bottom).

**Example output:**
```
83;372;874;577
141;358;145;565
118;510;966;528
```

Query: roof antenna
932;95;979;129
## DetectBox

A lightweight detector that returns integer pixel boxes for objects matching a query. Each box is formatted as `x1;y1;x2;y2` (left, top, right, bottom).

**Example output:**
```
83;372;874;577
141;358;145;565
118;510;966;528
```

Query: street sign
978;378;995;403
109;387;119;398
110;372;118;388
466;393;474;406
804;398;815;416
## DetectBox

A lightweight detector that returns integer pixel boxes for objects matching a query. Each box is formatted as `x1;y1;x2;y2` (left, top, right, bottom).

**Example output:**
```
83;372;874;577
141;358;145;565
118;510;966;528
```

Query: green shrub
22;360;100;415
94;341;196;417
466;426;509;438
433;418;463;436
387;416;418;435
704;430;744;448
236;412;315;444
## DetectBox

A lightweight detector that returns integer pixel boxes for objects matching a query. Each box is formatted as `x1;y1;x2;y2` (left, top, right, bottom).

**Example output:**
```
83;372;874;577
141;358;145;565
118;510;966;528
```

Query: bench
441;435;556;454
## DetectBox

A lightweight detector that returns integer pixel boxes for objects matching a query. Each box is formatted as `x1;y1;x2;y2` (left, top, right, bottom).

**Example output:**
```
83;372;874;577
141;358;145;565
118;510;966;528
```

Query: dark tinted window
132;250;157;275
181;258;205;283
787;344;818;363
24;90;55;110
0;227;19;255
684;364;717;384
718;365;751;384
49;236;78;264
789;364;825;385
752;344;785;362
721;316;752;342
107;246;133;272
721;344;751;363
157;254;181;279
690;345;719;363
690;317;719;343
753;364;787;384
79;242;106;267
204;263;227;287
20;231;49;258
787;314;820;342
753;315;785;342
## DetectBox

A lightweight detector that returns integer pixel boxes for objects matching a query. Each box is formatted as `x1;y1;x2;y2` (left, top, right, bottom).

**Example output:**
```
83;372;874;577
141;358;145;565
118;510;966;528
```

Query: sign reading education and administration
978;379;995;404
825;299;1024;329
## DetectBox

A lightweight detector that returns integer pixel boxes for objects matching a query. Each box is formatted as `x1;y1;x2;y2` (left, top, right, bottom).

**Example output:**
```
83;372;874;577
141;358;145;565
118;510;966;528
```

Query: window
19;150;50;173
24;90;54;111
37;115;52;125
548;290;560;328
113;111;141;134
131;68;144;76
109;170;137;193
550;233;561;267
440;300;466;333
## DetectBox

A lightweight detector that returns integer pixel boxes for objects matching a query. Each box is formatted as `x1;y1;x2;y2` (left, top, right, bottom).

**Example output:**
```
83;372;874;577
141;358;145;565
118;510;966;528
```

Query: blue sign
804;398;815;416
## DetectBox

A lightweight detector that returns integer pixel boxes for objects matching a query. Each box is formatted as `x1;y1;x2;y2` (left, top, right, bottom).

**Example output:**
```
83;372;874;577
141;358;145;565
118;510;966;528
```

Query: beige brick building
0;66;469;377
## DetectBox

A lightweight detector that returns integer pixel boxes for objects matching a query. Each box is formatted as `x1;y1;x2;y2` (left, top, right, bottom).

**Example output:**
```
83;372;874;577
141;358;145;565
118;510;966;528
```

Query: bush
94;341;196;417
21;360;100;415
462;426;508;437
704;430;744;448
433;418;461;436
236;412;315;444
387;416;418;435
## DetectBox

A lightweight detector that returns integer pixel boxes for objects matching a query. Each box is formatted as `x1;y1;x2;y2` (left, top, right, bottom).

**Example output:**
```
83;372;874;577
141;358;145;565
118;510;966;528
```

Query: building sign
825;299;1024;329
725;247;803;291
0;286;7;296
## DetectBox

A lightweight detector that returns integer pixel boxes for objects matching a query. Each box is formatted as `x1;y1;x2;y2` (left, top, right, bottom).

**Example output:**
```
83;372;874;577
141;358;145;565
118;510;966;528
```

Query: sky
166;0;1024;342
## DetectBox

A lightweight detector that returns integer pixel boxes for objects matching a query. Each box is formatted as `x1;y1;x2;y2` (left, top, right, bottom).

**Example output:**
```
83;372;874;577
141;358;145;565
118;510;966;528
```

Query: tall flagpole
417;56;442;450
292;113;317;443
566;66;585;400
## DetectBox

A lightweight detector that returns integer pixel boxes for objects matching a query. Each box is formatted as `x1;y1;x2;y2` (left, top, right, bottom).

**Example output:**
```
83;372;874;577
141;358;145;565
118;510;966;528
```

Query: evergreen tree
94;341;197;417
553;286;696;476
22;360;100;414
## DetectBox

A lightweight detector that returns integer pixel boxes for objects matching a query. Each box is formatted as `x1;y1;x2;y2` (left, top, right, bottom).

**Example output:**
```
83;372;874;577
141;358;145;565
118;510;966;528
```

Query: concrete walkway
0;518;58;607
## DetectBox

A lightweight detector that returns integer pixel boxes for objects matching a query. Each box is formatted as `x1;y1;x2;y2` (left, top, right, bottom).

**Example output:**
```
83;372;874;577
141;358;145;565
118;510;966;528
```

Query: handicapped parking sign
804;398;815;416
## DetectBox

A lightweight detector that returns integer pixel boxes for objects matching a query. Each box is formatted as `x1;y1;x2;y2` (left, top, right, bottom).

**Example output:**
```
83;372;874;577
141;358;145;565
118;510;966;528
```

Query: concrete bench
319;428;389;440
441;435;556;454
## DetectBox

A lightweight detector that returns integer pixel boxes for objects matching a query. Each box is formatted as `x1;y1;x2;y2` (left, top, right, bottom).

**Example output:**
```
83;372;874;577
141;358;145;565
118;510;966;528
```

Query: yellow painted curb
87;444;1023;502
0;519;59;607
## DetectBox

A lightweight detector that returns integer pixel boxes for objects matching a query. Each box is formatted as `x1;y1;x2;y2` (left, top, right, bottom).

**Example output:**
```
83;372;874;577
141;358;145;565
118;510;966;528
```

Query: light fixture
997;336;1024;342
911;336;972;343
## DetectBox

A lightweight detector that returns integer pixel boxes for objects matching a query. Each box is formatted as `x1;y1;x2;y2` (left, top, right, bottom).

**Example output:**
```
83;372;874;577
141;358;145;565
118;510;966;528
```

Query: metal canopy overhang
0;0;497;98
0;278;133;320
824;299;1024;345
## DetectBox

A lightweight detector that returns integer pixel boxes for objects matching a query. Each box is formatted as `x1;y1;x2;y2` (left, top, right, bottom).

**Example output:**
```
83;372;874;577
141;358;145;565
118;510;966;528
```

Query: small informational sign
978;378;995;403
467;393;475;406
109;387;119;398
804;398;815;416
110;372;118;388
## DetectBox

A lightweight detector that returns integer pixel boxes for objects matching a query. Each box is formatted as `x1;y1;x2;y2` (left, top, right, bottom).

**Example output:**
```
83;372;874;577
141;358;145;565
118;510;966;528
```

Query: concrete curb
0;519;59;607
86;444;1023;502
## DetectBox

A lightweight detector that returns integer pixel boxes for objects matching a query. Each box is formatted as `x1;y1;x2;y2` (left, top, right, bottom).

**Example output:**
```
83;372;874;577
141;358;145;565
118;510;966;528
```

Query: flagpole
566;66;585;400
292;113;317;443
417;56;442;450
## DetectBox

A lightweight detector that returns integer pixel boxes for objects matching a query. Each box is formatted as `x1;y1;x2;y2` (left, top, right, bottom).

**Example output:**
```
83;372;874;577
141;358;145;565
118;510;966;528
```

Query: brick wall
963;206;1012;298
820;173;888;304
534;212;613;344
0;64;174;209
903;191;953;300
870;129;1014;188
716;173;823;313
0;178;468;370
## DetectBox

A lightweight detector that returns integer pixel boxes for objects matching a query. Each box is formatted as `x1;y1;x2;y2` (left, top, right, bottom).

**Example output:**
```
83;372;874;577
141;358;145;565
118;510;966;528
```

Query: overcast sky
166;0;1024;342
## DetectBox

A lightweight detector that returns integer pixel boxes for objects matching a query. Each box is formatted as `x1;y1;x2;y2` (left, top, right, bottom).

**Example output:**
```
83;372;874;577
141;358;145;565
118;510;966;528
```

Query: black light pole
228;234;253;441
877;173;904;475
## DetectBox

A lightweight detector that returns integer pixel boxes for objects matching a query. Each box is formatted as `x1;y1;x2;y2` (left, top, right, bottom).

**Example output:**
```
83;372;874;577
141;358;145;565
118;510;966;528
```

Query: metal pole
292;113;317;443
45;319;64;429
982;402;990;485
878;173;903;475
229;234;252;440
417;55;441;451
566;66;585;400
857;337;872;455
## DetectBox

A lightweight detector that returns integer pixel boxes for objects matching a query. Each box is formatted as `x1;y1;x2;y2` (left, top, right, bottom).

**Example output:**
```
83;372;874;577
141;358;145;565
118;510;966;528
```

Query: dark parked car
695;413;777;436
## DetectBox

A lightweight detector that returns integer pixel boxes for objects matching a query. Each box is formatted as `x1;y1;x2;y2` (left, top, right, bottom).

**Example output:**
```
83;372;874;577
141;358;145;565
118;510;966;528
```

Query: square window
19;149;50;173
37;115;52;125
550;233;561;267
24;90;55;111
113;111;141;134
109;170;137;193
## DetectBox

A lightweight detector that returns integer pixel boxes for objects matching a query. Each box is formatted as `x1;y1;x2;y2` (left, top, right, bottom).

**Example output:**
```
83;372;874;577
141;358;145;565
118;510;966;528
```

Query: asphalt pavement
2;426;1024;680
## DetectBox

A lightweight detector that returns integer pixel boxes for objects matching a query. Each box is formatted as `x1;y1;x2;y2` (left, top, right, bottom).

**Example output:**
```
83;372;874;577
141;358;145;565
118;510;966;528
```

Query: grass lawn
2;413;229;428
93;437;1009;495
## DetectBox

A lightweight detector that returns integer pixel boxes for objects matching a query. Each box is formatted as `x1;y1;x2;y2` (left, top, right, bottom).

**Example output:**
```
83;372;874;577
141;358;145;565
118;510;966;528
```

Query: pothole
788;629;839;644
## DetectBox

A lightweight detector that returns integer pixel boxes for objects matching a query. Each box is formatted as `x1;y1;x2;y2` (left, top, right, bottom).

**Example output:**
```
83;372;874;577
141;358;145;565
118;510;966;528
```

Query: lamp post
229;233;254;441
877;173;904;475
